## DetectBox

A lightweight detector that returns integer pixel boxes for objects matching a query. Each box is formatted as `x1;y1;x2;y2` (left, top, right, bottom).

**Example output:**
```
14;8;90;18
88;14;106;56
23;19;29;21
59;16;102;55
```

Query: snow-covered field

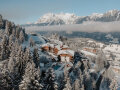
80;50;96;56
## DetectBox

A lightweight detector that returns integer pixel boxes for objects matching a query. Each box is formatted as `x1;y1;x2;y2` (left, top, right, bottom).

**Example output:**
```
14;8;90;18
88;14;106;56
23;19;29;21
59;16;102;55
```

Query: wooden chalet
49;44;54;53
57;50;74;62
41;43;49;52
53;45;61;55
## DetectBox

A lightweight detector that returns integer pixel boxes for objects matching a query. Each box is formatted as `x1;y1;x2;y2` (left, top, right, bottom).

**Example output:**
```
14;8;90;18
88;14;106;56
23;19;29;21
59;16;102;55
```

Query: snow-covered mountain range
25;9;120;26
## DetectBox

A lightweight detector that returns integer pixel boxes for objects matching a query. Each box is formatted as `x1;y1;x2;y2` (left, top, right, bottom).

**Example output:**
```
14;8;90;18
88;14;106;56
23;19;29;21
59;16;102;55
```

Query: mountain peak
26;9;120;26
107;9;119;13
35;12;78;25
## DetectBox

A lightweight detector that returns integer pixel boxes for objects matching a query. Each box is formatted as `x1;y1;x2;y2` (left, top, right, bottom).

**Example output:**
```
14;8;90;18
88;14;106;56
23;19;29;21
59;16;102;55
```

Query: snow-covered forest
0;14;119;90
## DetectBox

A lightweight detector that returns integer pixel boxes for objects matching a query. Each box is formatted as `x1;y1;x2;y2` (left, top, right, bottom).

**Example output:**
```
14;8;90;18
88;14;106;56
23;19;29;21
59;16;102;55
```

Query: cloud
25;21;120;33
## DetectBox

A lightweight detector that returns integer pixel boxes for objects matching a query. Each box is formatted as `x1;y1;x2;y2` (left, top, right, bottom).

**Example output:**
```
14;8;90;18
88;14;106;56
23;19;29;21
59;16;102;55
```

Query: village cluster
41;38;74;63
31;33;120;75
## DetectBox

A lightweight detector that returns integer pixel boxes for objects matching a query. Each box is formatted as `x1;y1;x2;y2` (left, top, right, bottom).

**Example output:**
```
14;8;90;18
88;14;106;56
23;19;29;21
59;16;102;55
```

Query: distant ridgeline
36;31;120;44
23;10;120;26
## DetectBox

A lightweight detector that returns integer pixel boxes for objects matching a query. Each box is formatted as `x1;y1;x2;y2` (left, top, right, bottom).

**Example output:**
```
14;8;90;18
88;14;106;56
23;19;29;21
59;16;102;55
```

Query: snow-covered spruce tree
73;51;82;64
100;67;114;90
0;14;3;28
95;50;107;72
12;28;16;37
19;61;42;90
5;20;13;36
83;60;90;72
5;20;10;35
23;48;32;64
0;70;14;90
8;56;16;73
7;45;26;89
61;65;72;90
15;46;26;75
63;78;72;90
19;30;25;43
73;78;81;90
15;26;21;39
72;66;84;90
71;61;82;81
8;34;15;52
72;77;84;90
0;35;10;60
7;45;25;88
33;48;40;68
100;77;111;90
14;38;20;51
57;73;64;90
44;68;56;90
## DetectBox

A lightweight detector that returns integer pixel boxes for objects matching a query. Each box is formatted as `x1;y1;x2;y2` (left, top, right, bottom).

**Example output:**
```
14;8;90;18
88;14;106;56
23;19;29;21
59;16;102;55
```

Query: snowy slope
80;50;96;56
22;34;46;49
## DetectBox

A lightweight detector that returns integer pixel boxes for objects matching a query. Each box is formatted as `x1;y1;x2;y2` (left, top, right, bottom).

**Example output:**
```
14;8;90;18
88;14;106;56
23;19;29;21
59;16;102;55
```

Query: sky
0;0;120;24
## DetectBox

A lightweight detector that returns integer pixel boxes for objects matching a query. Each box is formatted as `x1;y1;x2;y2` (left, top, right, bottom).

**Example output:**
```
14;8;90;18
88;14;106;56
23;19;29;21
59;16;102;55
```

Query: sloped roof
62;45;69;48
57;50;74;56
41;43;49;47
55;45;61;50
49;43;54;48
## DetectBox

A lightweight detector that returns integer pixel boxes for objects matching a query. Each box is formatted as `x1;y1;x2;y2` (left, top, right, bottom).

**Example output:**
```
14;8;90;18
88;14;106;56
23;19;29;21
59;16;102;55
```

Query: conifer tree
0;14;3;28
44;68;56;90
63;78;72;90
19;30;25;43
33;48;40;68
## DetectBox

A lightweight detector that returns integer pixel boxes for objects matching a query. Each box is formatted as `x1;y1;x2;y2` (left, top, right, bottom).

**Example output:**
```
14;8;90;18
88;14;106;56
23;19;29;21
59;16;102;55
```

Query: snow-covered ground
22;34;46;48
80;50;96;56
103;44;120;54
103;44;120;66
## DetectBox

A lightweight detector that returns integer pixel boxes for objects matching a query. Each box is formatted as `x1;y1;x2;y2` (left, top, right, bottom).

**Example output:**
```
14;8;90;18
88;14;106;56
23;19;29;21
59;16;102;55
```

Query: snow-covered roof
55;45;61;50
57;50;74;56
87;40;94;43
81;50;96;56
49;44;54;48
48;52;57;58
62;45;69;48
41;43;49;47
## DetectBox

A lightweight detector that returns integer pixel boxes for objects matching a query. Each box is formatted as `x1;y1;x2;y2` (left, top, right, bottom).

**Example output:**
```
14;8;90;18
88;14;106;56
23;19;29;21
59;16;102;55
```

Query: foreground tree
33;48;40;68
19;61;42;90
